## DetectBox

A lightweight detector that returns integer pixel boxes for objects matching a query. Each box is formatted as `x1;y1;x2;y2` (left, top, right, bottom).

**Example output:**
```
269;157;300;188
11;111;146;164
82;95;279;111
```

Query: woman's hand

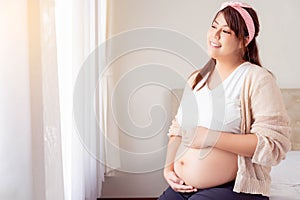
164;170;197;193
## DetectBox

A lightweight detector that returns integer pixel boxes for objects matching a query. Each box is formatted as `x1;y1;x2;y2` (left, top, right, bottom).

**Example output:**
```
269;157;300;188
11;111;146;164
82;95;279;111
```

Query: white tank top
176;62;251;134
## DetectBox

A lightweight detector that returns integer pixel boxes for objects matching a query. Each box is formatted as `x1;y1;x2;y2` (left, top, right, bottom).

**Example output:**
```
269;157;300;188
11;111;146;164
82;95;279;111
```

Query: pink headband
220;1;255;44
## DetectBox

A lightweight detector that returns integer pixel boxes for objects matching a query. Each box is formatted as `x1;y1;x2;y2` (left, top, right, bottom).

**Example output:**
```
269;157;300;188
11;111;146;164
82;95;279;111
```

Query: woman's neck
215;57;246;72
212;57;246;82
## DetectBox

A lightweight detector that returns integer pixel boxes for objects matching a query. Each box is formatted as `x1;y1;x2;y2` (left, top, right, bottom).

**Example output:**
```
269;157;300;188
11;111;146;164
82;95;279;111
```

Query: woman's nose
212;29;221;39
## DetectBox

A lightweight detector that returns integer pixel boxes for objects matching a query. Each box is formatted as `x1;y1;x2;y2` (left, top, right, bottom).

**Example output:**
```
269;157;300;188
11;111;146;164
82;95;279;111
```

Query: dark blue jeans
158;180;269;200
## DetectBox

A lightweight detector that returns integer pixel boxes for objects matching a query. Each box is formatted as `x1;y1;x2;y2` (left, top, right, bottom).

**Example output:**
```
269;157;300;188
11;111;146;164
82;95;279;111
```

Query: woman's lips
210;41;221;48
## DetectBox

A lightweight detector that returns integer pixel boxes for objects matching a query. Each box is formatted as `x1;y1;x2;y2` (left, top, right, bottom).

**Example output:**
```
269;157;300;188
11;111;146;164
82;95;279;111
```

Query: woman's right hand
164;170;197;193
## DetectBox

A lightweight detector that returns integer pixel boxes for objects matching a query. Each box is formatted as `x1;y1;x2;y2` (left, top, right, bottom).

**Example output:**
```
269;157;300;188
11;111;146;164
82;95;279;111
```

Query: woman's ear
244;36;251;46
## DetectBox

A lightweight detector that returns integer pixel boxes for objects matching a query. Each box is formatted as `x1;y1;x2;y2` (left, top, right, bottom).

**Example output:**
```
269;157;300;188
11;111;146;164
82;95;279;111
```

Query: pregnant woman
158;2;291;200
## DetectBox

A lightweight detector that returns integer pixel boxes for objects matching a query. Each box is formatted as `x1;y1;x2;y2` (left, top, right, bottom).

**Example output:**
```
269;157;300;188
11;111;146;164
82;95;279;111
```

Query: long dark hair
191;6;261;91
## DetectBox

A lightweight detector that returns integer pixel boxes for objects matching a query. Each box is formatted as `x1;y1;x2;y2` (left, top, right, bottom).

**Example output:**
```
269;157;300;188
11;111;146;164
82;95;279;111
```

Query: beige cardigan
168;64;291;196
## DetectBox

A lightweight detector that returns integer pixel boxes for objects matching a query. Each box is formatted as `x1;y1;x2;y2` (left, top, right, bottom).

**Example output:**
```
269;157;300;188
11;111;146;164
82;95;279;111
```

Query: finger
172;183;196;191
168;172;184;184
177;188;198;193
169;177;184;185
175;185;198;193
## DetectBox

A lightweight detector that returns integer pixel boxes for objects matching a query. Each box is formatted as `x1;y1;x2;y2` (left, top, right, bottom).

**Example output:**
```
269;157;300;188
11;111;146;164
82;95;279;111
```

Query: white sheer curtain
27;0;108;199
28;0;65;199
55;0;108;199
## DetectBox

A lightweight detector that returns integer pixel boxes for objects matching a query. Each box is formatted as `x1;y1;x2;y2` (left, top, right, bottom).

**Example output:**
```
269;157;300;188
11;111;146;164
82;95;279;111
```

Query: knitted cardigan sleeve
249;69;291;166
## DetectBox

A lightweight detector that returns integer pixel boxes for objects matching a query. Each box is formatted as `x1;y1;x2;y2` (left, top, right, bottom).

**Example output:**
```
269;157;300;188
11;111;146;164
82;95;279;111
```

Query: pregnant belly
174;144;238;189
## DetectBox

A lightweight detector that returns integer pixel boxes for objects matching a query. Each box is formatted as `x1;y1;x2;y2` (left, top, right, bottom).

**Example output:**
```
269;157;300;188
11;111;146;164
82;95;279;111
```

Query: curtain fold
28;0;64;199
101;72;121;176
101;0;121;177
40;0;65;198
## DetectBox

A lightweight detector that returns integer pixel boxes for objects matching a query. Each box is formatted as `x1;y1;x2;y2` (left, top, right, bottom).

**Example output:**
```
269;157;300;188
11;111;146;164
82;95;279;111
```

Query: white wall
102;0;300;198
0;0;32;200
252;0;300;88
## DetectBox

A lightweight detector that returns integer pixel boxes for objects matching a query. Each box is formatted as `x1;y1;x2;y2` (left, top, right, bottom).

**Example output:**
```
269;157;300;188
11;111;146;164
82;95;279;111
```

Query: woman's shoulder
245;62;274;81
243;63;279;93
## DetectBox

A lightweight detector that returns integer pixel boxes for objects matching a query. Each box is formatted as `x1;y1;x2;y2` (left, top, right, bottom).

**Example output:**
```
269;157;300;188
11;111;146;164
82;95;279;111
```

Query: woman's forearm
164;136;182;173
186;127;258;158
214;131;258;157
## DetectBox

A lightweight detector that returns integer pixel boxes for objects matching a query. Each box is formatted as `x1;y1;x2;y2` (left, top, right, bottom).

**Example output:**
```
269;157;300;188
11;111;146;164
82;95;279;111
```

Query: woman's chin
208;54;218;60
207;50;218;59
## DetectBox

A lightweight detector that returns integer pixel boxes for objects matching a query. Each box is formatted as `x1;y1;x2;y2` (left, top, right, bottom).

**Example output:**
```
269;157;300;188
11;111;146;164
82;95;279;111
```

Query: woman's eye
211;25;217;29
223;30;231;34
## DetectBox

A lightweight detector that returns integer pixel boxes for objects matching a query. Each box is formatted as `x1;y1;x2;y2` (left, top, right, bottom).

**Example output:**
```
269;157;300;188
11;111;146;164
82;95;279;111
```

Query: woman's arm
164;135;182;173
184;127;257;157
214;131;258;157
164;127;197;192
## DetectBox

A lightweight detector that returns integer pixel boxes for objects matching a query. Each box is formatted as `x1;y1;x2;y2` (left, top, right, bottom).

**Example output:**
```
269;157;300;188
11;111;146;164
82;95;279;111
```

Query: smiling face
207;13;244;61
